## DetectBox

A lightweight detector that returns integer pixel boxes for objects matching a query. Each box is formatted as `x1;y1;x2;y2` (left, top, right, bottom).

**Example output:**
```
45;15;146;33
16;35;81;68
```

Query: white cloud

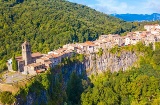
88;0;135;14
88;0;160;14
144;0;160;13
69;0;160;14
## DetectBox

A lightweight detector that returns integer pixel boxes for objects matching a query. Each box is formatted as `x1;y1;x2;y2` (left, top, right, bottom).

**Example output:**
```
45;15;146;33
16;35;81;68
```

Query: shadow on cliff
16;80;48;105
50;55;91;104
15;54;91;105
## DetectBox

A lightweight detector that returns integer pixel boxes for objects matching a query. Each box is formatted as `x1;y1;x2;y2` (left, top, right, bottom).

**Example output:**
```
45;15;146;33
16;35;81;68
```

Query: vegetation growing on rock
0;0;160;104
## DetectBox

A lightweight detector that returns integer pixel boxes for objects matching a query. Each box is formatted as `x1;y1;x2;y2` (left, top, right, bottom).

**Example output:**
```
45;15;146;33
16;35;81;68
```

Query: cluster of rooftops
7;24;160;75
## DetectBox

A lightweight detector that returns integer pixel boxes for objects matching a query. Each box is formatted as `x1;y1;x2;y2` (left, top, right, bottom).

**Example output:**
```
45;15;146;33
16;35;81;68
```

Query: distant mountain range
111;13;160;22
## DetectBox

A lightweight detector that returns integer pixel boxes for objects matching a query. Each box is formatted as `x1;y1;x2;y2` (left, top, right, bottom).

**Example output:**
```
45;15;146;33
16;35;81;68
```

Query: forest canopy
0;0;159;71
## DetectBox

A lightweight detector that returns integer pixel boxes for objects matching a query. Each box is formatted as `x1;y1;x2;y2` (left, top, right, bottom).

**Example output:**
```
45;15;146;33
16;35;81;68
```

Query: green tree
67;72;83;104
97;48;103;57
0;91;15;105
152;49;160;65
77;54;85;62
12;54;18;71
0;0;146;71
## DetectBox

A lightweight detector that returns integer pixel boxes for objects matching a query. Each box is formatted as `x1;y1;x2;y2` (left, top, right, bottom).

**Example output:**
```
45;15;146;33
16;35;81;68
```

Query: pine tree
12;54;18;71
66;72;83;104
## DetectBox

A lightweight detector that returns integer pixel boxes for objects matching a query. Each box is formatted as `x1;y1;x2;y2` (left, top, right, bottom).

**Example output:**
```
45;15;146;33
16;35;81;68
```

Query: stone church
7;41;46;75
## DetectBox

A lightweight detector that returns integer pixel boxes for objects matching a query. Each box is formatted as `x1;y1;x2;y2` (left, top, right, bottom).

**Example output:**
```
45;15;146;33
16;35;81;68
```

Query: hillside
81;43;160;104
0;0;140;71
111;13;160;22
1;42;160;104
0;1;160;104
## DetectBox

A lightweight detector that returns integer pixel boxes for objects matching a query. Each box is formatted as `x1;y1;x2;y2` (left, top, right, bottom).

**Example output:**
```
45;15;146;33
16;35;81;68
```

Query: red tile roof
31;52;42;58
44;61;52;64
28;62;44;67
15;56;23;61
36;69;45;73
48;53;60;58
84;41;95;46
15;52;42;61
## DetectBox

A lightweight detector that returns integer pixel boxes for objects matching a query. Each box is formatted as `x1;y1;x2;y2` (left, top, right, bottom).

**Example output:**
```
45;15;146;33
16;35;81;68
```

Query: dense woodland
0;42;160;105
0;0;160;104
0;0;159;72
80;43;160;105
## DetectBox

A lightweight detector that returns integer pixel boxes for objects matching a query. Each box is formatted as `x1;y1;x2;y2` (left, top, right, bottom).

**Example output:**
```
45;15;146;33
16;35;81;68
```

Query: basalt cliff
62;51;137;77
16;50;138;105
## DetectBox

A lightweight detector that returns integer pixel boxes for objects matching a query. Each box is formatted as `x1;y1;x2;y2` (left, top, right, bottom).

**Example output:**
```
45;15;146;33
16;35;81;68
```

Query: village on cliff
7;24;160;75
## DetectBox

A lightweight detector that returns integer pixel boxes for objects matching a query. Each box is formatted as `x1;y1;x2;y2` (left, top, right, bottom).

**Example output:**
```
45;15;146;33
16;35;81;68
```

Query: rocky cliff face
16;90;48;105
62;50;138;79
16;51;138;105
84;51;137;75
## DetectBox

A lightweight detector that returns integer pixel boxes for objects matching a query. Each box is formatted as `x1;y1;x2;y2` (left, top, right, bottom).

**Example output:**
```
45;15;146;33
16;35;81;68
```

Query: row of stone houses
7;41;76;75
96;25;160;48
61;24;160;54
7;24;160;75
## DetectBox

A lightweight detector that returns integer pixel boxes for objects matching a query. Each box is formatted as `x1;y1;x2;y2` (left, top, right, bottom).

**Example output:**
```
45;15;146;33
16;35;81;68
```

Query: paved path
2;72;27;84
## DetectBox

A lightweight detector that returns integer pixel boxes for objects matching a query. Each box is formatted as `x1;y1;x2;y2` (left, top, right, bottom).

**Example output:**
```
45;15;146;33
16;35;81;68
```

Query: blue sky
68;0;160;14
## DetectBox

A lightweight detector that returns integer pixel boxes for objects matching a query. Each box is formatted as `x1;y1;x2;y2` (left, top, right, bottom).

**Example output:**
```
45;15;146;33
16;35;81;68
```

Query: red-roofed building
7;41;45;75
24;63;45;75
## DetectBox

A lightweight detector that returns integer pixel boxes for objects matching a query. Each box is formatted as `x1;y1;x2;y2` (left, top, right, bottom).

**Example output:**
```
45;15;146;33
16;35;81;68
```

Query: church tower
22;41;32;65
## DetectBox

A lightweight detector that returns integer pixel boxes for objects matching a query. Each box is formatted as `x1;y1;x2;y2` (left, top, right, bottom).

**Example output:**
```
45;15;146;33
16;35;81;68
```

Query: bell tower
22;41;32;65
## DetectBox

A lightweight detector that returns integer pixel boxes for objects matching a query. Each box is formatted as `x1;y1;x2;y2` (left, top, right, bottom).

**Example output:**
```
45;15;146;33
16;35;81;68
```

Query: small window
23;46;24;49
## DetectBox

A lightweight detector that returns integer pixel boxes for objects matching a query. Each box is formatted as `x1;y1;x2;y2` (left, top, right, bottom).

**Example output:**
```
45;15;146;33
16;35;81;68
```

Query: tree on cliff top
12;54;18;71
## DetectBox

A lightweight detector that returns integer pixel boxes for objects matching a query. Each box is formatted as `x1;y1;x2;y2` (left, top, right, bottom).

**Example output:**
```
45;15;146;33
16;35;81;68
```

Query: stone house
24;63;45;75
84;41;95;53
45;53;61;67
98;35;108;40
7;41;45;75
107;34;119;41
77;43;88;53
130;36;140;45
155;24;160;29
112;36;123;46
49;48;74;63
145;35;157;46
144;24;160;31
36;56;52;69
144;25;155;31
125;37;131;45
63;44;78;51
151;28;160;35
